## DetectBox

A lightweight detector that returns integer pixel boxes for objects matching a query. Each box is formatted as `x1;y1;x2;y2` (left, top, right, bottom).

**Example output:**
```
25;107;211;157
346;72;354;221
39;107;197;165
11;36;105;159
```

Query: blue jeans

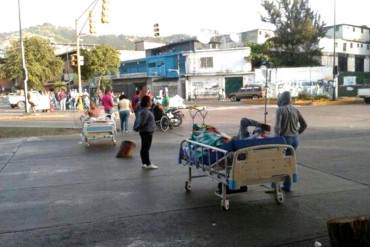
282;135;299;191
119;110;130;131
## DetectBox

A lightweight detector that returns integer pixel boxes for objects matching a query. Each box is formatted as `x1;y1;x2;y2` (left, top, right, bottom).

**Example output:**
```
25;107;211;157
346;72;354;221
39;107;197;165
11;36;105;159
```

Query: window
343;43;347;52
361;44;363;48
357;44;360;48
200;57;213;68
353;27;356;32
350;43;353;48
367;45;370;50
361;28;364;33
335;42;338;48
335;26;340;32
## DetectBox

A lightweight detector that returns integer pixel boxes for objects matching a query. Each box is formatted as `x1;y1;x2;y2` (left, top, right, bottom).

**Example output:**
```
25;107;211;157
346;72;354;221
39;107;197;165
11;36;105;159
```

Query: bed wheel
185;181;191;192
274;183;285;204
221;199;230;211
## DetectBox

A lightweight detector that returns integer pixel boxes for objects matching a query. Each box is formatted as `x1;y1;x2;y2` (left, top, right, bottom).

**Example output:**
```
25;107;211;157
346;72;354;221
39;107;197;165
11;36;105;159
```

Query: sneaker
141;164;147;168
145;164;159;169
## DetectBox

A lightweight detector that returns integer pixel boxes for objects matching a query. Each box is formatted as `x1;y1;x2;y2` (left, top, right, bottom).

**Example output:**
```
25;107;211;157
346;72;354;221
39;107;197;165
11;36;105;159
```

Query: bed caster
185;181;191;192
274;183;285;204
221;199;230;211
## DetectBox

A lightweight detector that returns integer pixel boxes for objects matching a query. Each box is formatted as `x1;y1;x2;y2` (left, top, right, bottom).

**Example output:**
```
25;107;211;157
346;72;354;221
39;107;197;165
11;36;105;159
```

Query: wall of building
326;25;370;42
119;50;145;61
134;41;165;51
320;38;370;56
254;66;333;97
185;48;251;75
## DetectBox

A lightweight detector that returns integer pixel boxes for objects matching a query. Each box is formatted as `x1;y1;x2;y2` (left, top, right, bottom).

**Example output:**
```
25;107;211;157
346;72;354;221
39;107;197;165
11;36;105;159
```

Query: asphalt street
0;104;370;247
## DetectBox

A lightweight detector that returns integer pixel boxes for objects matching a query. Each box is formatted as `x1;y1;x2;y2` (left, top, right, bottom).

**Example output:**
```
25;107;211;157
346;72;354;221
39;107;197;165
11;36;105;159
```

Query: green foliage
81;45;120;81
0;64;6;79
247;41;272;69
99;77;112;91
261;0;326;67
2;37;63;90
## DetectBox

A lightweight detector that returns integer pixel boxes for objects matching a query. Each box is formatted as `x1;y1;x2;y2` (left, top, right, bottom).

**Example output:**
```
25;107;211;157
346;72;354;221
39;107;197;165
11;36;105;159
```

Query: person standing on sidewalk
274;91;307;192
59;89;67;111
136;95;158;169
101;89;114;114
118;94;133;133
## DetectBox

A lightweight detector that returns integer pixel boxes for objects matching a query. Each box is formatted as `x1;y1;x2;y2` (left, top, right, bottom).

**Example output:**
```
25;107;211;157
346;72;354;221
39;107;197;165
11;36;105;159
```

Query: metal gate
225;77;243;97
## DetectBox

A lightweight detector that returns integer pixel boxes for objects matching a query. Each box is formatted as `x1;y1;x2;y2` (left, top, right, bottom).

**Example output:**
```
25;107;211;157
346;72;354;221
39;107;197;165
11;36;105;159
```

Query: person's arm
129;101;133;113
274;108;282;136
297;110;307;134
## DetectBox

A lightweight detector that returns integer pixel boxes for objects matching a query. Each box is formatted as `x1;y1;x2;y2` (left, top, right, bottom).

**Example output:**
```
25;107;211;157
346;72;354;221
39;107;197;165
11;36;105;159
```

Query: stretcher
81;115;117;147
178;137;297;211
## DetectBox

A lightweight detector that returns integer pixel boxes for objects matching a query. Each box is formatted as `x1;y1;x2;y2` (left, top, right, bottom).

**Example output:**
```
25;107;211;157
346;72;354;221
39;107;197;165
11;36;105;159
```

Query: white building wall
186;76;225;99
320;38;370;56
185;48;251;75
341;25;370;42
348;55;356;71
255;66;333;98
365;57;370;72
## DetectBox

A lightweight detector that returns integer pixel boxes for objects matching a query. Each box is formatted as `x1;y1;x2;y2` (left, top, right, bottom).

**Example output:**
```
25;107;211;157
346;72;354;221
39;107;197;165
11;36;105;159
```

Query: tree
2;37;63;90
261;0;326;67
80;45;120;90
247;41;272;69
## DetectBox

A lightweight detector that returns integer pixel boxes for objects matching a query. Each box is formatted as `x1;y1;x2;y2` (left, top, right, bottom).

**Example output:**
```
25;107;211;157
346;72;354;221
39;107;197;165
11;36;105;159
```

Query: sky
1;0;370;37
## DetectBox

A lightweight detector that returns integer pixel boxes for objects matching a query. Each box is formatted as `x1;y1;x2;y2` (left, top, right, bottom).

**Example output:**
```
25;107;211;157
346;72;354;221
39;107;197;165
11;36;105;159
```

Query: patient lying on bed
238;118;271;140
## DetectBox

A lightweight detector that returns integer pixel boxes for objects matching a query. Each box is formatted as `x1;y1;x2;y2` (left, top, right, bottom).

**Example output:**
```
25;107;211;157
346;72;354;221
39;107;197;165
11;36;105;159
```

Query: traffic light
101;0;109;24
153;23;160;37
89;11;96;34
70;54;78;67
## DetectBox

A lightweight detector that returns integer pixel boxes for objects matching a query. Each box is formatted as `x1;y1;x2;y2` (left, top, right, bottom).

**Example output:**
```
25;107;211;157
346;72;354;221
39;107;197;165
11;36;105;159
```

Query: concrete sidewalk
0;105;370;247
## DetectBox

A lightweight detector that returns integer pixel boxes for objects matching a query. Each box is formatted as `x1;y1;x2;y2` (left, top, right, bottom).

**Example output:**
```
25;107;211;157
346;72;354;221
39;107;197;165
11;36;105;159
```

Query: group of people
86;86;307;183
47;88;91;112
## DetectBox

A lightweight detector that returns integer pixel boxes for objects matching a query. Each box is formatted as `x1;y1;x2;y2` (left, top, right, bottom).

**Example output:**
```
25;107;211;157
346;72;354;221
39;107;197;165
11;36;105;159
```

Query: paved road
0;105;370;247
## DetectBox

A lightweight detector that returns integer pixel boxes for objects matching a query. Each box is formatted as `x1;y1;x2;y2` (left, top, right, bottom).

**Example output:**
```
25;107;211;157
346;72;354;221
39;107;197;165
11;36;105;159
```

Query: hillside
0;23;191;50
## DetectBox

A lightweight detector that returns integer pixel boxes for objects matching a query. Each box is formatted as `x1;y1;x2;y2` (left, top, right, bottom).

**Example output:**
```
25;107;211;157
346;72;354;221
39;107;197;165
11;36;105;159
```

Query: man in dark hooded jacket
274;91;307;191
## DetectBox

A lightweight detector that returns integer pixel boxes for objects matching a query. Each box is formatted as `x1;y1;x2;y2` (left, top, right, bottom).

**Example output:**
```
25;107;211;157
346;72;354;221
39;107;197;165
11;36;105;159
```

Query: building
240;29;275;45
114;38;253;100
113;52;186;98
320;24;370;73
184;47;253;99
134;40;165;51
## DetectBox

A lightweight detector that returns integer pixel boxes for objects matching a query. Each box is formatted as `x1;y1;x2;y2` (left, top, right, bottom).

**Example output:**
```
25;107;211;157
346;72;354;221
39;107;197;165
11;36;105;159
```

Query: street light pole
264;67;269;124
75;19;82;94
17;0;29;113
333;0;337;100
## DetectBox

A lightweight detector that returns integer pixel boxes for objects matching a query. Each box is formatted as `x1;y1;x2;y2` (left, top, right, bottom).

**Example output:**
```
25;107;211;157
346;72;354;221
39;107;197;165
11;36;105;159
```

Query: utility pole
75;0;103;94
17;0;29;113
333;0;337;100
75;19;82;94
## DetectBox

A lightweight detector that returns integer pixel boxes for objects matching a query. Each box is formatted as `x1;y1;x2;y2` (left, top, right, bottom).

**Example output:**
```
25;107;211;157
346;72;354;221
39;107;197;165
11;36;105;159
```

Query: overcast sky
1;0;369;36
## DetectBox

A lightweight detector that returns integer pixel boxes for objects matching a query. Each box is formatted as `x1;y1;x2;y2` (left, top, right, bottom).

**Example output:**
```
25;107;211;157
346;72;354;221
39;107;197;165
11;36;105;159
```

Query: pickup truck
358;88;370;104
8;91;50;111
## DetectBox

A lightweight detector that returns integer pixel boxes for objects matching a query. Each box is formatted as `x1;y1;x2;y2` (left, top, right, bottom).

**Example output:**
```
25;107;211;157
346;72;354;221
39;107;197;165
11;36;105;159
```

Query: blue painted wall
119;53;186;79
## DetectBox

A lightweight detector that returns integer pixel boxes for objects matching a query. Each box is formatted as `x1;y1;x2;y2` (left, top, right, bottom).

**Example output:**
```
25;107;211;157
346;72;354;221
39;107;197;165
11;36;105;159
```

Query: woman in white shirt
118;94;133;133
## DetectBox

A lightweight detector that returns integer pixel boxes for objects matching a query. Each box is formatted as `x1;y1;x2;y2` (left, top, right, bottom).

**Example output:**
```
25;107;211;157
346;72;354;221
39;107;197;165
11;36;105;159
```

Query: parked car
358;87;370;104
8;91;50;111
228;85;263;102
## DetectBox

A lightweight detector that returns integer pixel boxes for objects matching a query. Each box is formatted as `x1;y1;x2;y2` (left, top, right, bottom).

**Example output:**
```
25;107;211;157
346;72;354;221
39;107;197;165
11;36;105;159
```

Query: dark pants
105;108;113;114
140;132;153;166
119;110;130;131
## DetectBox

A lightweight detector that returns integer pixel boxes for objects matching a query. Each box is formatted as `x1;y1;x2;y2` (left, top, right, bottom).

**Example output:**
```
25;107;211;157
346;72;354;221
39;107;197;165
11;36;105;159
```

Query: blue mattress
180;137;287;166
